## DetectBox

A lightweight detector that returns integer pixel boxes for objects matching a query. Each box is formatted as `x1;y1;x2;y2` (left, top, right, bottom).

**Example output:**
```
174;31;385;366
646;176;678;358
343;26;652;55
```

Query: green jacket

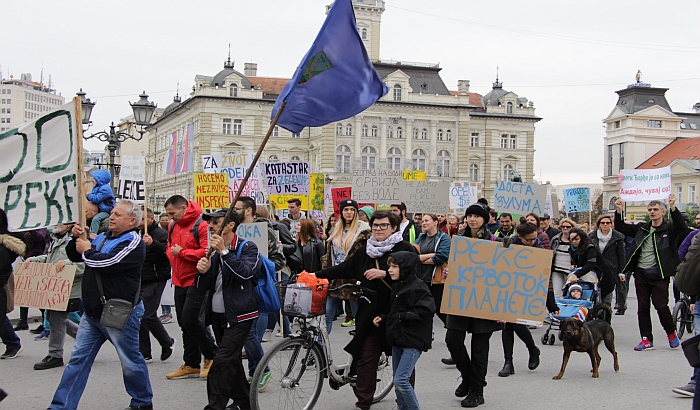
30;232;84;300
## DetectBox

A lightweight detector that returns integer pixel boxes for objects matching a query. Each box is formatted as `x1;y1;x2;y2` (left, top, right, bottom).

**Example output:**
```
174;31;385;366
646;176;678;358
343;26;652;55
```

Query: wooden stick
74;97;87;240
143;155;149;235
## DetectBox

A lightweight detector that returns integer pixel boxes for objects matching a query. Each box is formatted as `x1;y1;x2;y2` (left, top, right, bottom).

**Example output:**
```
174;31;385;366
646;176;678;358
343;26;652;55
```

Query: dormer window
361;28;367;40
230;83;238;97
506;102;513;114
393;84;402;102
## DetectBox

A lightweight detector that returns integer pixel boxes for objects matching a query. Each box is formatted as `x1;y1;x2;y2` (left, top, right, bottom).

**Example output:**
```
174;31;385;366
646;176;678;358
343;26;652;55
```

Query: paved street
1;282;693;410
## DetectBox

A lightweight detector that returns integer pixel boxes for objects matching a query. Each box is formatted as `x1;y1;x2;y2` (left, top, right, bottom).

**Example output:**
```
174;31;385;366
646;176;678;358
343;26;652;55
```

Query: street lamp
79;90;157;192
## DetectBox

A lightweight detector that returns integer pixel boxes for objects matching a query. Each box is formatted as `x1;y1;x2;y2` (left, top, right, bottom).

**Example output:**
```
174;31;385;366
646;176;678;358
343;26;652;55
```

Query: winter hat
465;202;490;222
359;206;375;219
339;199;359;212
568;284;583;296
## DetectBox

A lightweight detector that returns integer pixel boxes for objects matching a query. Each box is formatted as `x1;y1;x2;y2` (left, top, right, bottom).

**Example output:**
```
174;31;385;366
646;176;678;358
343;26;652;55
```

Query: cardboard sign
619;166;671;201
237;222;268;258
118;155;146;203
403;180;450;213
193;173;230;209
494;181;547;215
441;237;553;325
13;262;77;311
352;169;402;204
261;161;310;195
324;184;334;216
202;153;266;205
269;194;310;211
402;170;426;181
450;182;478;211
332;187;352;219
1;101;80;231
564;187;590;213
310;173;325;211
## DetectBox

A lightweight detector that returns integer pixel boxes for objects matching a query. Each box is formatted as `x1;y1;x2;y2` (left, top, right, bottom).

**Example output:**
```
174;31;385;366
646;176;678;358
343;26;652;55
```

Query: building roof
449;90;483;106
638;137;700;169
162;93;182;117
247;76;289;96
481;79;509;107
676;112;700;131
210;57;252;89
373;62;451;96
614;85;672;115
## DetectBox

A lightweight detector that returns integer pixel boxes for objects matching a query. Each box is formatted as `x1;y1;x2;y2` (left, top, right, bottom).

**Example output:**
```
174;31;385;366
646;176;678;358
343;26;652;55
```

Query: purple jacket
678;229;700;261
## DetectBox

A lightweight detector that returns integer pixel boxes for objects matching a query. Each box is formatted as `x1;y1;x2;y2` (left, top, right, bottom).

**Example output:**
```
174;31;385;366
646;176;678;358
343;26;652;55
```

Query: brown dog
552;316;619;379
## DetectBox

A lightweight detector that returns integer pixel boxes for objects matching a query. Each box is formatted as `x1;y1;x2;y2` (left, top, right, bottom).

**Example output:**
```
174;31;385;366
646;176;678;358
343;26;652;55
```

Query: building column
404;119;413;170
379;117;388;169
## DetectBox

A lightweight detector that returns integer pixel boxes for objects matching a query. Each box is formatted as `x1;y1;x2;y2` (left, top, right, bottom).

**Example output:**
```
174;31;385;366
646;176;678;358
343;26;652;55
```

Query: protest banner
352;169;402;204
331;187;352;219
619;166;672;201
14;262;77;311
261;161;310;195
117;155;146;203
0;101;82;231
450;182;479;211
202;153;266;205
564;187;591;213
310;173;325;211
494;181;547;215
403;180;450;213
441;237;553;325
269;194;310;211
402;170;426;181
324;184;334;216
238;222;268;258
193;173;230;209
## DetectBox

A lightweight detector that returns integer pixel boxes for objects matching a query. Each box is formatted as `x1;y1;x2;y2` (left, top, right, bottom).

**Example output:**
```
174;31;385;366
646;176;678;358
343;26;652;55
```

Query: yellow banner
402;170;426;181
310;173;325;211
193;173;230;209
270;194;310;210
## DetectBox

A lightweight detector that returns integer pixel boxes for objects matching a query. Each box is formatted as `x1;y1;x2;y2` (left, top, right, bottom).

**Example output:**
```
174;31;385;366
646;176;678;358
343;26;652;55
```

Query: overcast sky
2;0;698;185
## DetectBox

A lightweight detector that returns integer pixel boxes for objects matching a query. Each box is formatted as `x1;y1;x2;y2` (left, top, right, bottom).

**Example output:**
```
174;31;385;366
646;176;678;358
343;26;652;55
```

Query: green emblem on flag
298;51;333;85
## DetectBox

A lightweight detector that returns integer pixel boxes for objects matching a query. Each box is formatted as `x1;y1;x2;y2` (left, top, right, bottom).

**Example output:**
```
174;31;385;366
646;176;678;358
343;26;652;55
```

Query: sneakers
634;337;654;351
341;318;355;327
262;329;273;342
166;365;200;379
672;382;696;397
29;325;44;334
161;338;176;361
34;355;64;370
200;358;214;378
1;346;23;359
142;355;153;364
669;332;681;348
258;370;272;392
34;329;50;340
442;357;456;366
13;322;28;331
159;312;173;324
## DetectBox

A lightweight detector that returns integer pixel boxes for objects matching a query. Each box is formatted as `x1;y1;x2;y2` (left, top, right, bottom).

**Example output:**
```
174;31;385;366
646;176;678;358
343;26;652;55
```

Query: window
361;28;367;39
272;125;279;137
222;118;231;134
387;147;401;170
676;184;683;203
336;145;351;173
387;126;393;138
446;129;452;141
469;164;479;182
412;128;419;139
437;150;451;177
393;84;402;102
233;119;242;135
501;134;508;149
503;164;514;181
509;135;516;149
421;128;427;140
607;145;613;176
291;156;300;161
614;120;621;129
346;123;352;136
507;102;513;114
692;124;698;130
1;109;4;114
396;126;403;139
371;125;377;137
647;120;662;128
336;123;343;135
229;83;238;97
470;133;479;147
268;155;279;162
362;124;368;137
619;142;625;171
292;133;301;138
609;197;617;211
361;146;376;170
437;129;443;141
412;149;426;171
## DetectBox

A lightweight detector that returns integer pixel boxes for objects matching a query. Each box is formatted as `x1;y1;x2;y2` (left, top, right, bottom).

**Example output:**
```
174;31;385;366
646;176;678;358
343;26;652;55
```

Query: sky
2;0;698;185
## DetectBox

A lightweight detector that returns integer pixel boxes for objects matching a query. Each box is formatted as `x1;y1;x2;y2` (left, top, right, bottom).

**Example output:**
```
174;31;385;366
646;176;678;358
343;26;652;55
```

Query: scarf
597;229;612;251
366;231;403;259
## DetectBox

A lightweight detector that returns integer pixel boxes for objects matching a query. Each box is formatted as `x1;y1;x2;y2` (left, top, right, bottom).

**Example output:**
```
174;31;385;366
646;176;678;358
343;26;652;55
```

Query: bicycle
250;283;393;410
672;292;695;339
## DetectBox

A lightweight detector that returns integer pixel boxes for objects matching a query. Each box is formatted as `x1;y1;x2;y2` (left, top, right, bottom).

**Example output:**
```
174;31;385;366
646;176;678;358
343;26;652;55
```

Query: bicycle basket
276;281;326;318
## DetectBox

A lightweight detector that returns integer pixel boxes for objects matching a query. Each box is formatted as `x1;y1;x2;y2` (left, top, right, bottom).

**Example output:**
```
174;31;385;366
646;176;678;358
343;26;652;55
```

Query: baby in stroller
541;282;597;345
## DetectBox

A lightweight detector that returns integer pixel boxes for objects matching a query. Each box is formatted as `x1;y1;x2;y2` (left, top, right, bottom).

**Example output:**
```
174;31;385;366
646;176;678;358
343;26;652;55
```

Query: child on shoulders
86;169;115;234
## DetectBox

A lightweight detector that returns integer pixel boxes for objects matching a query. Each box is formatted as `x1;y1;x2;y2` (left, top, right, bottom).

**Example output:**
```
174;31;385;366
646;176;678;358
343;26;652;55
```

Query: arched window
268;155;279;162
608;196;618;211
412;128;419;139
507;102;513;114
387;147;402;170
437;150;451;177
362;146;377;170
229;83;238;97
362;124;368;137
393;84;402;101
469;164;479;182
412;149;426;171
346;123;352;136
421;128;427;140
335;145;351;174
396;126;403;139
503;164;514;181
291;156;300;161
387;125;394;138
336;123;343;135
361;28;367;40
371;125;378;137
446;129;453;141
437;129;443;141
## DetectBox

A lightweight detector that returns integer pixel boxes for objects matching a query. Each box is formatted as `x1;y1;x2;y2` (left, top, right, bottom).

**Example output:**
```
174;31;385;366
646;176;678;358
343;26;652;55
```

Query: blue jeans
392;346;422;410
243;318;269;377
89;212;109;234
49;303;153;409
161;304;171;315
0;315;20;350
325;297;358;335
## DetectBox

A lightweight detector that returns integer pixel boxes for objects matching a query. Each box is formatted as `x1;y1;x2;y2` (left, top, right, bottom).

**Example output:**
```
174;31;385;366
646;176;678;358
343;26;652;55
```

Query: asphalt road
1;281;694;410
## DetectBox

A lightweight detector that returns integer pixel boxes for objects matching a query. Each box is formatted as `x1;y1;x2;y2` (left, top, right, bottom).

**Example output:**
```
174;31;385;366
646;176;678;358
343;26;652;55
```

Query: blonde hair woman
550;217;577;298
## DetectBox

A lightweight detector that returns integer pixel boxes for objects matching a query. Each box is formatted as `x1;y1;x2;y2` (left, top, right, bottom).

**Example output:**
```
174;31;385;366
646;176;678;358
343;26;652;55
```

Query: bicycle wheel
250;337;324;410
687;311;696;335
672;302;686;339
372;352;394;403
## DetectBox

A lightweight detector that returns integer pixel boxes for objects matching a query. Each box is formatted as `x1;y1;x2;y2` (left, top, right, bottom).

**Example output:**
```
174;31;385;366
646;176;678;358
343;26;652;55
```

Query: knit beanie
465;202;490;222
568;284;583;296
359;206;375;219
339;199;359;212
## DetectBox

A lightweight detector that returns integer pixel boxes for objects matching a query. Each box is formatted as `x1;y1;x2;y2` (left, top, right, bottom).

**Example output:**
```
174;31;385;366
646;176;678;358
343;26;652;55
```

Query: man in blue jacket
49;199;151;410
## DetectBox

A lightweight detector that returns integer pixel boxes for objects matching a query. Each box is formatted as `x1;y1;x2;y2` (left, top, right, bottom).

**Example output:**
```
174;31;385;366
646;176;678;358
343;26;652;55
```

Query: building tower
328;0;385;62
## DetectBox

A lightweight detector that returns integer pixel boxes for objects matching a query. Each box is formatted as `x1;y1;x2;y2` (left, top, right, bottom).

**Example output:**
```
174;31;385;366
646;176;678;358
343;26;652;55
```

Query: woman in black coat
588;215;627;313
283;219;326;275
568;228;615;302
0;209;27;359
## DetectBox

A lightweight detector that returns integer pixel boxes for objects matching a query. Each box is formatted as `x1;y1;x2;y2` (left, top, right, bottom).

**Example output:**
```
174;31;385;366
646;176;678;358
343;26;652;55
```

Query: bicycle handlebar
328;282;373;304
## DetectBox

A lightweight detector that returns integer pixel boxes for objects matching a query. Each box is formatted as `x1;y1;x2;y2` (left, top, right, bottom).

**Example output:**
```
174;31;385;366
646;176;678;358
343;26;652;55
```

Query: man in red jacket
163;195;215;380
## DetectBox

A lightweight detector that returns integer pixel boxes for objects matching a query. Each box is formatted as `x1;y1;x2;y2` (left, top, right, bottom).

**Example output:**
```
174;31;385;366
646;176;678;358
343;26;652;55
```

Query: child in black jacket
373;251;435;410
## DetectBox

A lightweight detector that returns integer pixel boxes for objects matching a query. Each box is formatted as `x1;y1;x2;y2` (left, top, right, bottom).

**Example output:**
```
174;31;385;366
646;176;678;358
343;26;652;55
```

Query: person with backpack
163;195;215;380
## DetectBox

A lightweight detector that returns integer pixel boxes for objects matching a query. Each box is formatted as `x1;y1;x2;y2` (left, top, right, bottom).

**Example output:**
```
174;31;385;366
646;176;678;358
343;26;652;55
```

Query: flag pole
144;155;149;236
74;96;87;240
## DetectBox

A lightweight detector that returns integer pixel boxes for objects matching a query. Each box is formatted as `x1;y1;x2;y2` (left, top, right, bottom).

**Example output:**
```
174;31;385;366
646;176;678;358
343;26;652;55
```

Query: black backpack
168;218;203;246
676;234;700;295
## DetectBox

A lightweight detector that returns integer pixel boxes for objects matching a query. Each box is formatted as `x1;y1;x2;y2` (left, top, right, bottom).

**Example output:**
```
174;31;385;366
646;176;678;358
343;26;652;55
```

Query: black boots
498;359;514;377
528;347;540;370
461;388;484;408
455;380;470;397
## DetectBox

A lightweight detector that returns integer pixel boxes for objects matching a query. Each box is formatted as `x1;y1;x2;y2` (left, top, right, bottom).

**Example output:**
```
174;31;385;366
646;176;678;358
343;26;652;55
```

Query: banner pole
74;97;87;240
144;155;149;236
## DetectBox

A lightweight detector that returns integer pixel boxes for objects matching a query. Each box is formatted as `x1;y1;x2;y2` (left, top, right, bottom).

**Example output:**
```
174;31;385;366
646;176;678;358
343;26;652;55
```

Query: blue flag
271;0;388;134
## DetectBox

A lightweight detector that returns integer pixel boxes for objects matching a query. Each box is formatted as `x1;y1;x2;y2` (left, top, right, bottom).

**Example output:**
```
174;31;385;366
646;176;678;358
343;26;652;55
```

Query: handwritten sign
269;194;310;211
324;184;334;216
237;222;268;258
261;161;310;195
1;101;80;231
310;173;325;211
619;166;672;201
332;187;352;219
450;182;478;210
193;173;230;209
117;155;146;203
402;170;426;181
564;187;590;213
352;169;402;204
14;262;77;311
403;181;450;213
441;237;553;325
202;153;266;205
494;181;547;215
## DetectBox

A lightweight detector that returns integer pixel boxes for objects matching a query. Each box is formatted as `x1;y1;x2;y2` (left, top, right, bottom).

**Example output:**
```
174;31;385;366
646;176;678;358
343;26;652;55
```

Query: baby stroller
541;282;598;345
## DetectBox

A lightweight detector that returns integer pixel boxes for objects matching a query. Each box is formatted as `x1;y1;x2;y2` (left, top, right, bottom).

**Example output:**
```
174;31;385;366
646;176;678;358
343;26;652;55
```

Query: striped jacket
66;228;145;319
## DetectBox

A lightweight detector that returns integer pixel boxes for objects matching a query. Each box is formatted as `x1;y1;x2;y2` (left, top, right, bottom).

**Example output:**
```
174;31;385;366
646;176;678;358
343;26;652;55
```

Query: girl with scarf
314;210;416;410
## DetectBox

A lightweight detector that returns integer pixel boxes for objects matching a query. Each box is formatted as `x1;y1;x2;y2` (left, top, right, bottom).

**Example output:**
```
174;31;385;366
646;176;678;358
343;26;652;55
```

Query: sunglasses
599;221;612;225
561;225;572;229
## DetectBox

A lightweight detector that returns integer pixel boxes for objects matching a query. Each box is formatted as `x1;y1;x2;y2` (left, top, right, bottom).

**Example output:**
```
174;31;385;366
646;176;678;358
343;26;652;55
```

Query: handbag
682;333;700;368
96;271;140;330
287;243;304;273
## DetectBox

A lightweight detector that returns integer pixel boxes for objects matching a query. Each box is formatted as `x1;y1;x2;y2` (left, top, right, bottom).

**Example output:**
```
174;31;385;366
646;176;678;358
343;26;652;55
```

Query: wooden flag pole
74;97;87;240
144;155;149;236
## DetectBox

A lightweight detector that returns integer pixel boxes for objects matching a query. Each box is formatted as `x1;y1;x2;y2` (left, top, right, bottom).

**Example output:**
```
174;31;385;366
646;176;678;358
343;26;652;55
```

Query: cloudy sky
2;0;698;185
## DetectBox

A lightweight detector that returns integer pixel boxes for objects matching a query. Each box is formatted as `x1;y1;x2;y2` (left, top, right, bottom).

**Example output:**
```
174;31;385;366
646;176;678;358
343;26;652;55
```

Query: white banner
494;181;548;215
450;182;479;211
0;102;80;231
117;155;146;203
619;166;672;202
202;153;266;205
